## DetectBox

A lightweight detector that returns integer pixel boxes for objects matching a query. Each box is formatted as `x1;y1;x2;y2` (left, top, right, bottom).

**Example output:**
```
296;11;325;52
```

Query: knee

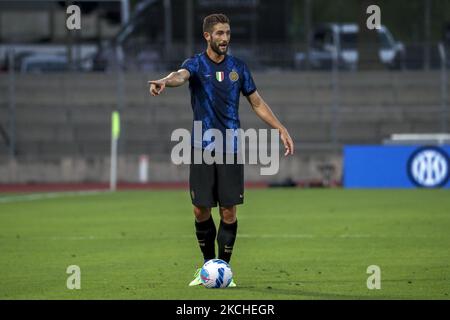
220;206;237;224
193;206;211;222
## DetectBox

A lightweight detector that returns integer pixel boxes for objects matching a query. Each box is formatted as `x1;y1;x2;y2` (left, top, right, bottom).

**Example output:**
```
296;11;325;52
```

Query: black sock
217;219;238;263
195;215;216;261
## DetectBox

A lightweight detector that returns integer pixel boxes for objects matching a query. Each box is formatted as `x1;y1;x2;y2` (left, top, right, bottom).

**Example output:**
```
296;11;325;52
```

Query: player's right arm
148;69;190;96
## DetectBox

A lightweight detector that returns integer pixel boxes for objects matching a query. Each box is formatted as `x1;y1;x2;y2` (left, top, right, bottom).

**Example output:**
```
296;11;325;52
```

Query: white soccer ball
200;259;233;288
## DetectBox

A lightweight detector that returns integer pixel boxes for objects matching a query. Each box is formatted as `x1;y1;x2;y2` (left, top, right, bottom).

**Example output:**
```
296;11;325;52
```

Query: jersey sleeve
180;57;198;78
241;62;257;96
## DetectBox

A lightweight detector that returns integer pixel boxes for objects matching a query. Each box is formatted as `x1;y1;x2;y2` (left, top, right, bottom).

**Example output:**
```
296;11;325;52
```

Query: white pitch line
26;234;317;241
238;234;315;238
13;233;444;241
0;190;108;204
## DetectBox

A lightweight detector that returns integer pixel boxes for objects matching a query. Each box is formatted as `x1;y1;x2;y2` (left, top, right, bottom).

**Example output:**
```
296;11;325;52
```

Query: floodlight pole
331;39;340;147
8;49;16;159
424;0;431;71
109;0;129;192
186;0;193;57
304;0;312;70
120;0;130;25
439;43;448;133
110;111;120;191
164;0;173;64
110;134;118;191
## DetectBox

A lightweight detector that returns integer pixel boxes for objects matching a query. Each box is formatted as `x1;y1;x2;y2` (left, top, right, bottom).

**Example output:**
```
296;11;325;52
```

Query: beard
210;40;228;56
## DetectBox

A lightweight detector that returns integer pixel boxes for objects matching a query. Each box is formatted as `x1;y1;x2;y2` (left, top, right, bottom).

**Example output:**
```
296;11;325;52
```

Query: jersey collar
204;51;228;65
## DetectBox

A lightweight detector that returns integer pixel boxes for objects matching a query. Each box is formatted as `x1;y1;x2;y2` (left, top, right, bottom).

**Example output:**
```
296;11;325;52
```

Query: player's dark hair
203;13;230;33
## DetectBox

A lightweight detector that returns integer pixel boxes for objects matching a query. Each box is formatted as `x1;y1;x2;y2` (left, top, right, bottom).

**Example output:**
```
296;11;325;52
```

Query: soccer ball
200;259;233;288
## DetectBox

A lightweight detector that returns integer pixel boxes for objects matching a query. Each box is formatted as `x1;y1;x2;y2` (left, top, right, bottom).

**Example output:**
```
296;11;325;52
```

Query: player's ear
203;31;210;42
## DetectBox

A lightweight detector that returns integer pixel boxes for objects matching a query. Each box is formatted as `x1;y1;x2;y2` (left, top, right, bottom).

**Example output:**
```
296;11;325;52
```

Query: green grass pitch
0;189;449;299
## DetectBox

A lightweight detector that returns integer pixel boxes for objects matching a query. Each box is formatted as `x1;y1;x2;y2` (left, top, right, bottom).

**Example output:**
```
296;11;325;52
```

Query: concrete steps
0;71;447;158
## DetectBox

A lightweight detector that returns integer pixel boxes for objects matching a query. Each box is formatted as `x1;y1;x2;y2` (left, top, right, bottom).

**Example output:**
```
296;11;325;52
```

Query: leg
219;205;237;224
193;205;216;261
190;147;218;262
217;206;238;263
194;205;212;223
215;152;243;264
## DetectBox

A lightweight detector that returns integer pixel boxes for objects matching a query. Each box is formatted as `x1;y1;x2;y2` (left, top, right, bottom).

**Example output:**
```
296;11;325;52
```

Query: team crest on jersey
216;71;224;82
229;71;239;82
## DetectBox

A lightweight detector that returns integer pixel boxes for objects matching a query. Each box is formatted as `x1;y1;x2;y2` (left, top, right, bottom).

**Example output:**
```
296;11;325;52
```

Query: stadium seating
0;71;447;183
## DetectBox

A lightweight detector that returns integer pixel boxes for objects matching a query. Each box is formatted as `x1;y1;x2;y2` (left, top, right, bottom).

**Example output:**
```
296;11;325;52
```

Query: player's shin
217;219;238;263
195;215;217;261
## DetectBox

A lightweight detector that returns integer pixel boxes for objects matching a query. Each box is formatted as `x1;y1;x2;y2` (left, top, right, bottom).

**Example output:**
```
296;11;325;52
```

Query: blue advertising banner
343;145;450;188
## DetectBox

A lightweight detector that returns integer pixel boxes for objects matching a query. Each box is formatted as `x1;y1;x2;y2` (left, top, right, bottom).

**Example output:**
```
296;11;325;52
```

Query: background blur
0;0;449;188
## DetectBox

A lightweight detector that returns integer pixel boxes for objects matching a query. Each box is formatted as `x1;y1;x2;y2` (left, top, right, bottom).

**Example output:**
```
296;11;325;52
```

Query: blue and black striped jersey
181;52;257;153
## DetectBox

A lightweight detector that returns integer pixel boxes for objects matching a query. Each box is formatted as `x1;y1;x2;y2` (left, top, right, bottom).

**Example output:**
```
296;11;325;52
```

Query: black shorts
189;148;244;207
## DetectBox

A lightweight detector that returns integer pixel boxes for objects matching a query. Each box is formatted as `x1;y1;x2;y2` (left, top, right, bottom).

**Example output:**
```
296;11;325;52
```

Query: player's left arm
246;90;294;156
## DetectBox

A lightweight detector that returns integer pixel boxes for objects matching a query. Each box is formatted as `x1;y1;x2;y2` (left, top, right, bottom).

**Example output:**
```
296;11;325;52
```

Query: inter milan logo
229;71;239;82
407;146;450;188
216;71;224;82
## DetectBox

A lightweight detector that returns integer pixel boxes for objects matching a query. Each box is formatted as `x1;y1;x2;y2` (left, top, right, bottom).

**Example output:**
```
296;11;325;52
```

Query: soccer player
148;13;294;287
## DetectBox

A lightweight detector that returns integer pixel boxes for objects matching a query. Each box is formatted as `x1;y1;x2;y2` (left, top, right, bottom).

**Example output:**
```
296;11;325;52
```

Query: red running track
0;182;270;193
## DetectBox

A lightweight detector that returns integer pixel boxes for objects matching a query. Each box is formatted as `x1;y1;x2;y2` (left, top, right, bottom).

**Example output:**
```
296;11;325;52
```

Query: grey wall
0;71;447;183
